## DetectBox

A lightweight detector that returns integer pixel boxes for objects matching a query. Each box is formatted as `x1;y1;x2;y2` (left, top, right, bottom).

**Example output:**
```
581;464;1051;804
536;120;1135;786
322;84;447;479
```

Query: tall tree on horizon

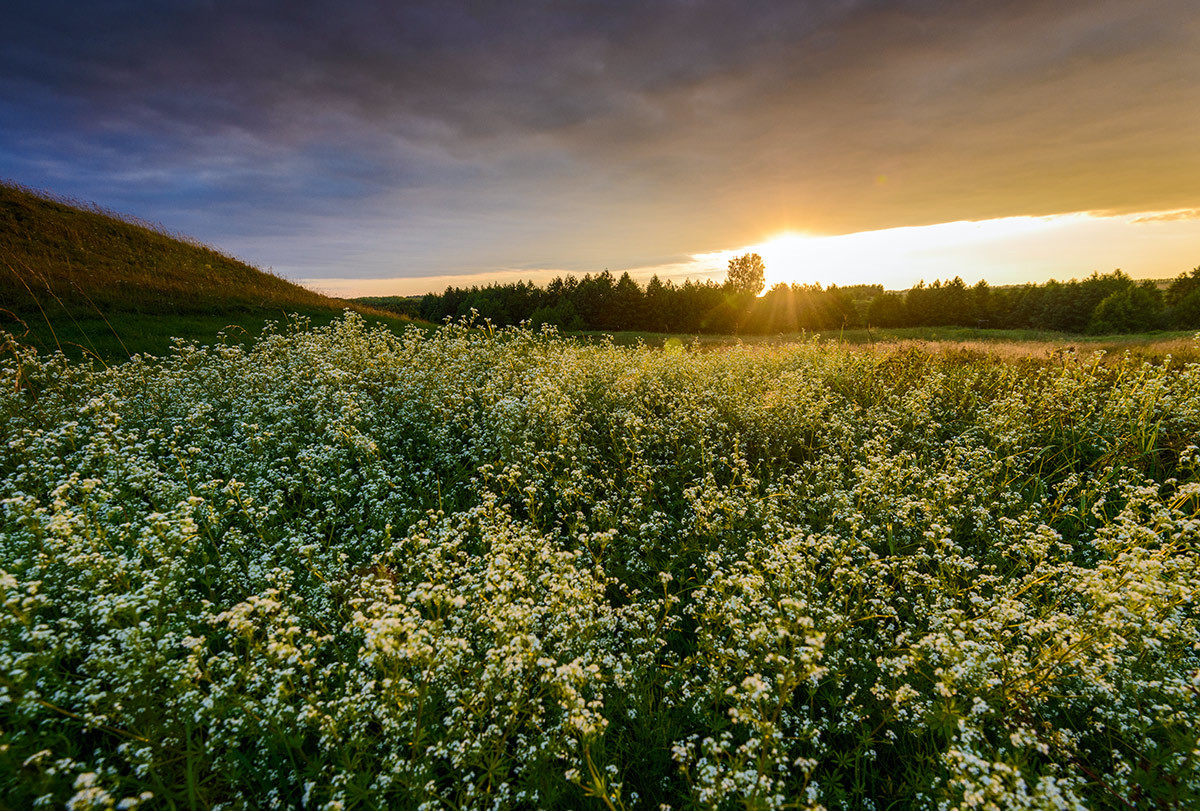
725;253;766;296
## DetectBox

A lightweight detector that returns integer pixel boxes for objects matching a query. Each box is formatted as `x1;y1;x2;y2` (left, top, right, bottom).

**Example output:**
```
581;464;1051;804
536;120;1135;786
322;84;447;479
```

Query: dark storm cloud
1;0;1197;280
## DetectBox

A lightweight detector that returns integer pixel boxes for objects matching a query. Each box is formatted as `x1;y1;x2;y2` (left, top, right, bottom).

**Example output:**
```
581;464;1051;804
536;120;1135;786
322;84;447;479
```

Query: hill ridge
0;181;410;360
0;181;354;318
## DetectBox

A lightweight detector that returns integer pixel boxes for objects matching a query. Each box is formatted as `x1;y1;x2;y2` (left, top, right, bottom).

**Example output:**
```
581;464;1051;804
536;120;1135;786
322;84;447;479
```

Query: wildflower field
2;315;1199;810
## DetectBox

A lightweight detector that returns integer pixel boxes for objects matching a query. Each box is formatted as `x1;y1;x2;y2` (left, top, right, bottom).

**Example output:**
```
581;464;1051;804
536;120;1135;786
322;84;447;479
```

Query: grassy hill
0;181;414;360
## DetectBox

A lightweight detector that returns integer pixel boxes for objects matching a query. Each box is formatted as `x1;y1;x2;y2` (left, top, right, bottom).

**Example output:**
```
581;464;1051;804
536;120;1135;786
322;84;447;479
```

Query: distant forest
359;259;1200;335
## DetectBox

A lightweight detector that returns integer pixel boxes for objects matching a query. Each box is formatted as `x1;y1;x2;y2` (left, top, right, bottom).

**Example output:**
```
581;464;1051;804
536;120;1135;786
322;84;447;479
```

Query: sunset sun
745;220;1064;289
753;232;816;288
714;212;1184;291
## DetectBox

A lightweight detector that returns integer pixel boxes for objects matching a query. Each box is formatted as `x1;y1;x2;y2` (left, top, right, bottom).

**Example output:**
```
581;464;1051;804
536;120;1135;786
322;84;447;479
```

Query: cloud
1131;210;1200;224
1;0;1198;284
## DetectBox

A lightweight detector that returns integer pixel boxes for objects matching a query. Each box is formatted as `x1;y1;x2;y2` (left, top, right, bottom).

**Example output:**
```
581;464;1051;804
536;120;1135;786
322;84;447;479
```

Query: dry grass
856;335;1200;365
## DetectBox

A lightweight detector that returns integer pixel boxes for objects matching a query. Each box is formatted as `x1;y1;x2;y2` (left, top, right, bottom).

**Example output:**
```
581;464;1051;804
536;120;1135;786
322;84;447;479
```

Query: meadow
2;314;1199;810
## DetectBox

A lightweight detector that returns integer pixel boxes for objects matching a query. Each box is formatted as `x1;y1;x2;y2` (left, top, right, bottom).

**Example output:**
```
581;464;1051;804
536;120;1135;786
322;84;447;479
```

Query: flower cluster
1;316;1198;809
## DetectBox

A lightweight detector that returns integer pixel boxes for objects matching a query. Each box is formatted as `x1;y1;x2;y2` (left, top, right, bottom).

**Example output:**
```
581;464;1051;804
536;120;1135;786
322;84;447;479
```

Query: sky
2;0;1198;296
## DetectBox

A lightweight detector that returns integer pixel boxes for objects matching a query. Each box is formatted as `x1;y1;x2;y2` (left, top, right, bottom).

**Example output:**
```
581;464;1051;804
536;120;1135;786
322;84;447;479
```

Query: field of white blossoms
2;314;1199;810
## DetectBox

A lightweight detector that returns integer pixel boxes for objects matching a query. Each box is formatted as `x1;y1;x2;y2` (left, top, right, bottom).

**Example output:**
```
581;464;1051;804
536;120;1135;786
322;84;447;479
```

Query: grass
2;308;425;364
0;181;419;360
575;325;1200;364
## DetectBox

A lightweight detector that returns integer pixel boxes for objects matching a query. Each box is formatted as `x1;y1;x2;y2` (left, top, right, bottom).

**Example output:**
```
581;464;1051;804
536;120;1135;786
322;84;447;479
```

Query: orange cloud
1131;210;1200;224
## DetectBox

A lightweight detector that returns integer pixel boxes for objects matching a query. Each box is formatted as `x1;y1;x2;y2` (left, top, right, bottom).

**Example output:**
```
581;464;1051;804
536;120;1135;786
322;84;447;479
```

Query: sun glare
754;233;816;289
742;216;1086;290
312;209;1200;297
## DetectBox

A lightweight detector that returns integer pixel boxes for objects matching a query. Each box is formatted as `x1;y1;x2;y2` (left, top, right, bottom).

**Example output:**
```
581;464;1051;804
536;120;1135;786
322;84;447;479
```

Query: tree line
359;257;1200;335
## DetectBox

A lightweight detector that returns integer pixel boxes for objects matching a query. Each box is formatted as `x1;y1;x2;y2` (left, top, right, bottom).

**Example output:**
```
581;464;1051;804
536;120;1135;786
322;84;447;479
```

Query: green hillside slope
0;182;412;359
